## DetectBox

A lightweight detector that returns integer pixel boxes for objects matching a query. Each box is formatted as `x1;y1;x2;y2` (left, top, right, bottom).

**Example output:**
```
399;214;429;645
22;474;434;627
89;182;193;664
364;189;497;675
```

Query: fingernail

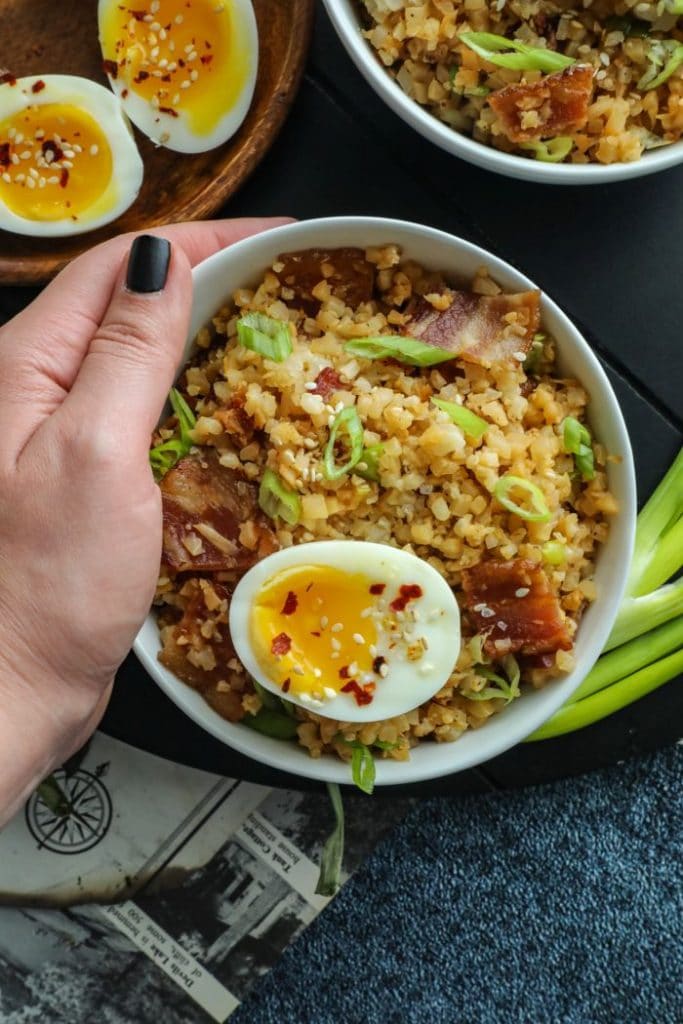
126;235;171;294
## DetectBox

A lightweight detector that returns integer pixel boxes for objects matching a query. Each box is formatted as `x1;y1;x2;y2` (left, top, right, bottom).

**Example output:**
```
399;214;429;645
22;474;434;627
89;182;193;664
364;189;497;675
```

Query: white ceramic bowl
134;216;636;786
322;0;683;185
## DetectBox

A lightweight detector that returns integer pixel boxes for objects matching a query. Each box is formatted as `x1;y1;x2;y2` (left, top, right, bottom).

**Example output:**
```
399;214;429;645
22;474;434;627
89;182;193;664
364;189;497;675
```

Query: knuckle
93;317;159;368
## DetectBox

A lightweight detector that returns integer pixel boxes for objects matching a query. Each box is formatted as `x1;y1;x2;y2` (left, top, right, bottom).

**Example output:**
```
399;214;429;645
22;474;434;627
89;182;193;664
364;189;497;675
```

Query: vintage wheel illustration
25;768;113;854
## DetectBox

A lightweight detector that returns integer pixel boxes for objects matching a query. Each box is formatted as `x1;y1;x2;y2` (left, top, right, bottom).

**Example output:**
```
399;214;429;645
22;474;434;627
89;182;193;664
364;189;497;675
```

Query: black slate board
1;6;681;795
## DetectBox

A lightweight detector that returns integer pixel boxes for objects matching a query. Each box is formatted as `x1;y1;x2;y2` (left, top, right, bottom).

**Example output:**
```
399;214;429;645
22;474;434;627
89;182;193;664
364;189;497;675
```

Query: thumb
60;234;191;451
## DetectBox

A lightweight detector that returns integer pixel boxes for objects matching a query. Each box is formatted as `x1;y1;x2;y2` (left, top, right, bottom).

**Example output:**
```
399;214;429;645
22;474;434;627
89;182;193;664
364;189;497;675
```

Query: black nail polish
126;235;171;293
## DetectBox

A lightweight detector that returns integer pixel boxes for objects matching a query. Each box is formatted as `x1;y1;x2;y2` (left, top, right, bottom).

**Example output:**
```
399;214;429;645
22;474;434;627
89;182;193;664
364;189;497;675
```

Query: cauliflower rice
153;244;617;766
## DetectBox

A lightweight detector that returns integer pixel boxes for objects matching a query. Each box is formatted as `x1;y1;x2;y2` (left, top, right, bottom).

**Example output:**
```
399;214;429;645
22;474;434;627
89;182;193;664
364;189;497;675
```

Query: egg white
98;0;258;154
0;75;143;238
229;540;462;724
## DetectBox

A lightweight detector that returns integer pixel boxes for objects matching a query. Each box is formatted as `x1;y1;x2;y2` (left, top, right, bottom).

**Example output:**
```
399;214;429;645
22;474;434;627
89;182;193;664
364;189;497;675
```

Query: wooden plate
0;0;315;285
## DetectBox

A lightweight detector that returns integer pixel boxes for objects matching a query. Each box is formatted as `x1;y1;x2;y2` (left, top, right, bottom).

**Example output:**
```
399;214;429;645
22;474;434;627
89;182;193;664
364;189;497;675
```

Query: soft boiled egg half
229;541;462;723
98;0;258;153
0;75;143;237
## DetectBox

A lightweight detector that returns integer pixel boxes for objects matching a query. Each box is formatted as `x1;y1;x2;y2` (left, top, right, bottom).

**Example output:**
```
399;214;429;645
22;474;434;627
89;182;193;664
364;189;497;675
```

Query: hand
0;217;290;825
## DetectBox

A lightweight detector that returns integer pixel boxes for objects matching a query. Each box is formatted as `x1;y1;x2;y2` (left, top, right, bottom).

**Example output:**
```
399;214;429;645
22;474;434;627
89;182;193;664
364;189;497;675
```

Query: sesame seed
73;144;83;153
323;687;336;700
14;132;23;144
299;693;312;704
169;40;175;51
89;144;99;156
360;607;373;619
292;665;305;676
150;0;159;11
320;616;329;628
26;176;35;189
1;172;10;183
29;168;39;179
151;21;162;32
313;668;322;678
331;652;340;659
20;150;31;160
148;32;158;45
158;58;168;68
418;662;435;676
10;154;19;165
513;350;526;361
304;381;317;391
63;149;75;159
331;622;343;633
174;13;184;23
38;176;46;187
152;70;163;78
14;173;25;182
379;663;389;678
479;607;495;619
168;61;178;71
62;160;74;168
47;175;58;184
34;129;44;140
353;633;365;645
369;644;377;657
188;51;198;62
515;587;530;598
190;69;199;82
184;43;193;54
172;93;180;104
331;638;341;652
497;621;508;631
159;27;167;40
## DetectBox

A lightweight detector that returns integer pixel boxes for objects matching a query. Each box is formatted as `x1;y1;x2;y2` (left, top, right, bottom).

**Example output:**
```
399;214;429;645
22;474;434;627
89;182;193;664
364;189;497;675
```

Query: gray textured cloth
232;745;683;1024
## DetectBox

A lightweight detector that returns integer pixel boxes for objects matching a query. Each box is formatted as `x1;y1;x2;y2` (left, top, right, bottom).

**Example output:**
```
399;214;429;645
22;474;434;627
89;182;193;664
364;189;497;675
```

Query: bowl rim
134;215;637;786
320;0;683;186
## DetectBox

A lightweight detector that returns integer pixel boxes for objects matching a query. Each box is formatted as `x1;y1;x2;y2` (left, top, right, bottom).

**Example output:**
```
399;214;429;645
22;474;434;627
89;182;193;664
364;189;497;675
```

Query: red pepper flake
31;79;46;94
0;142;10;168
281;590;298;616
369;583;386;595
102;59;119;79
282;677;291;693
339;665;350;679
134;70;150;83
200;54;213;65
0;71;17;87
59;168;69;189
372;655;386;674
41;139;64;163
128;9;147;20
341;680;374;706
122;88;129;99
390;584;423;613
161;74;171;82
312;366;345;398
159;106;179;117
271;632;292;656
310;630;321;637
178;58;186;68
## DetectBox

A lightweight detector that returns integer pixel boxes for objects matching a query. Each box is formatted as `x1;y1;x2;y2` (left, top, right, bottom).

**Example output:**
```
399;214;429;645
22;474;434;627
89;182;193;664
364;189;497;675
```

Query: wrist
0;651;112;827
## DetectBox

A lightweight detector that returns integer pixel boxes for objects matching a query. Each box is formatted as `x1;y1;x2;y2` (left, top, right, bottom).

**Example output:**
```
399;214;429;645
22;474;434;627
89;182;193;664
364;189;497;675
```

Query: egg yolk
0;103;113;221
100;0;252;138
250;565;382;701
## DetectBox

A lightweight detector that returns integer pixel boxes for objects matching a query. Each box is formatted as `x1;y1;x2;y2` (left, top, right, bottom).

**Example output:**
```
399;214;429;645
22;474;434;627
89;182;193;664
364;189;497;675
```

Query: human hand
0;217;290;824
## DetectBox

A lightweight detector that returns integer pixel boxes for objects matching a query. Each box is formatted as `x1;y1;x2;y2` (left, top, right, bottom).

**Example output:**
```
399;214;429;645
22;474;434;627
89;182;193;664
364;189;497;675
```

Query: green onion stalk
528;447;683;740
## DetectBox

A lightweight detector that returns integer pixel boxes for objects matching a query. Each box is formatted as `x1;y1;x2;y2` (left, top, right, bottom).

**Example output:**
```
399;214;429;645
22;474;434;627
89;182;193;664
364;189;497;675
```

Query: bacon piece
489;64;593;143
404;288;540;367
212;386;256;448
461;558;572;657
274;248;375;314
160;450;278;573
158;579;245;721
312;366;345;398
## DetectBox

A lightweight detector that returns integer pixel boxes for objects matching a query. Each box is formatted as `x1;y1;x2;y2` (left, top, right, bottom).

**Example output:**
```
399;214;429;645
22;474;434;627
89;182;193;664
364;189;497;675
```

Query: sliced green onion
374;739;401;751
493;474;551;522
542;540;567;565
315;783;345;896
351;743;376;795
323;407;364;481
258;468;301;526
236;311;293;362
638;40;683;91
466;658;521;704
459;31;575;72
355;443;384;482
149;387;197;480
243;707;299;740
432;397;489;439
468;634;489;664
344;335;454;367
519;137;573;163
523;334;546;375
562;416;595;481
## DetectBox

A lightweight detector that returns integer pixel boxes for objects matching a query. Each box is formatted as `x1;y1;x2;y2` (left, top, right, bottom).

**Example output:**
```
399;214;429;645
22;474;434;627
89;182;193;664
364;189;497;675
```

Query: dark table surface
1;6;681;796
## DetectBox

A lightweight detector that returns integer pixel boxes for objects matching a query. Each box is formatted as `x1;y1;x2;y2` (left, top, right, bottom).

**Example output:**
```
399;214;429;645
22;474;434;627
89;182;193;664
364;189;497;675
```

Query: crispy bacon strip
160;450;278;572
461;558;572;657
403;288;540;367
489;64;594;143
274;248;374;314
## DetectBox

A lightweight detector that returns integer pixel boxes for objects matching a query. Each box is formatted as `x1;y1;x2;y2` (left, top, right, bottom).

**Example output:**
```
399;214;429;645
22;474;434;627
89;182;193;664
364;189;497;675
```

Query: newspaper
0;733;412;1022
